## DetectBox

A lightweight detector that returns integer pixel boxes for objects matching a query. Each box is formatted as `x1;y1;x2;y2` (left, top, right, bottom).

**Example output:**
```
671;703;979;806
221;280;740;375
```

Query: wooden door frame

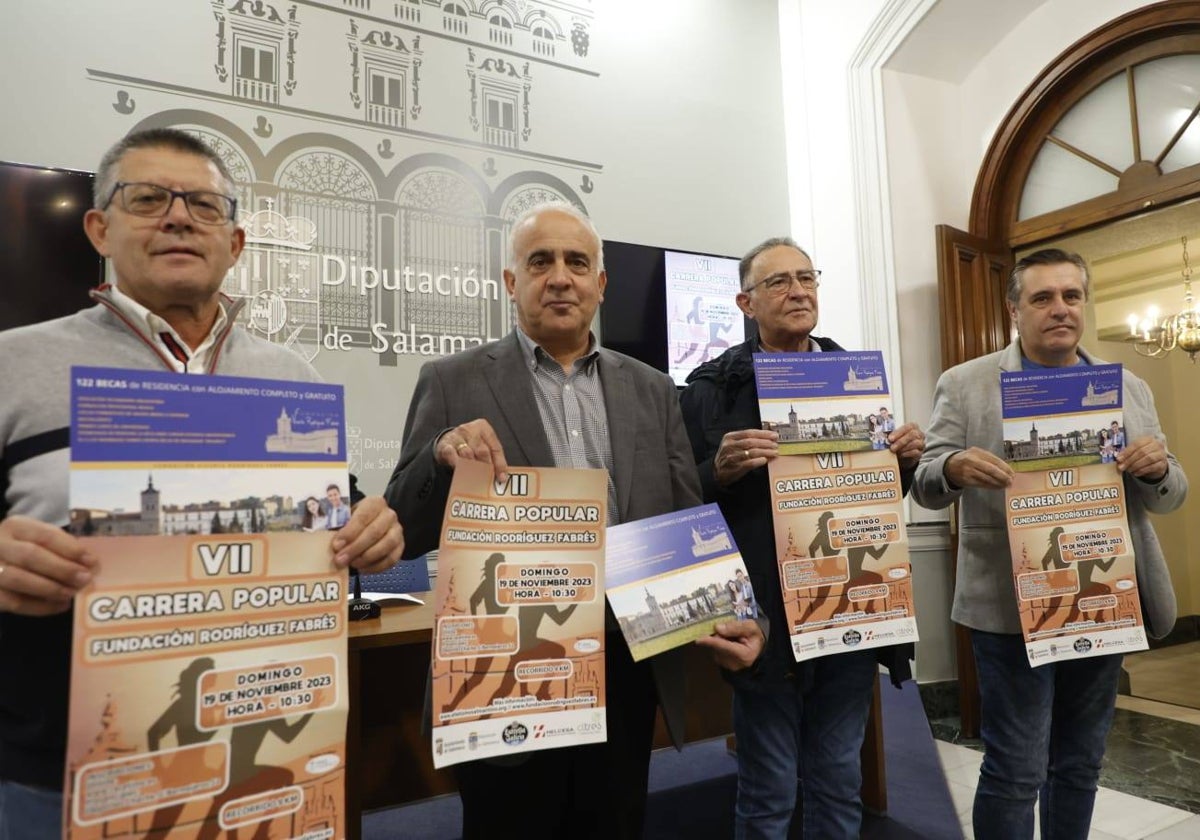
970;1;1200;247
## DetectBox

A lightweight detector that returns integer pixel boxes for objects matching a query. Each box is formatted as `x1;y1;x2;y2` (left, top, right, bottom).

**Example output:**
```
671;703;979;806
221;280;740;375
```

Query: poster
754;351;918;662
666;250;743;386
65;366;349;839
606;503;755;662
1001;364;1147;665
431;460;607;769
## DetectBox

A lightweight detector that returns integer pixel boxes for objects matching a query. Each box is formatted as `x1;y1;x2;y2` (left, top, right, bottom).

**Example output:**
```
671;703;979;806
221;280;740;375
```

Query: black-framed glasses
743;269;822;296
103;182;237;225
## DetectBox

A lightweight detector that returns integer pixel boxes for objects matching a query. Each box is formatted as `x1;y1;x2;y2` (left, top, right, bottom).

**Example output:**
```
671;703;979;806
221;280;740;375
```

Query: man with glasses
0;128;404;837
680;237;924;838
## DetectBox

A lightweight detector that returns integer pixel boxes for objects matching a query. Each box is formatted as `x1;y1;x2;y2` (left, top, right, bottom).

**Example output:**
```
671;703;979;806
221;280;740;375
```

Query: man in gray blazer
912;248;1187;840
385;202;765;839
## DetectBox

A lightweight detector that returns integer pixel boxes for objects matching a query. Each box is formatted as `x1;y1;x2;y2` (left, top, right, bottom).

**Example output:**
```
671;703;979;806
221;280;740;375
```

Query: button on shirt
108;284;228;374
515;328;618;526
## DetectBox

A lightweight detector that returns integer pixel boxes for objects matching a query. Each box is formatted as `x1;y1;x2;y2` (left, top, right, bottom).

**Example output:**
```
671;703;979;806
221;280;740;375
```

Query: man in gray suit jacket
912;249;1187;840
385;203;765;839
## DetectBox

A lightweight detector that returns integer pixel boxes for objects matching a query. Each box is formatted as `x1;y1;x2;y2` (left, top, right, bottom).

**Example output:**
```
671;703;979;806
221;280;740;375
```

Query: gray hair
739;236;812;290
94;128;236;208
507;201;605;272
1007;248;1090;305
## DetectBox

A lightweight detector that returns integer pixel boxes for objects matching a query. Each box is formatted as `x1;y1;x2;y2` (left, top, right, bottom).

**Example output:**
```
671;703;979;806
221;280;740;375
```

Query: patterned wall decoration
83;0;600;487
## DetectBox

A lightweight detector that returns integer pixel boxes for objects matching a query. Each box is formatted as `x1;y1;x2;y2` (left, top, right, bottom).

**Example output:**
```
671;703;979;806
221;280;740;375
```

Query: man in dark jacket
679;236;924;839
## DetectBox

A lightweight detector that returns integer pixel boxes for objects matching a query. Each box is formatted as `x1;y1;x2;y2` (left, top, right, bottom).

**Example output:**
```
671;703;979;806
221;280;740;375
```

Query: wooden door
934;225;1012;739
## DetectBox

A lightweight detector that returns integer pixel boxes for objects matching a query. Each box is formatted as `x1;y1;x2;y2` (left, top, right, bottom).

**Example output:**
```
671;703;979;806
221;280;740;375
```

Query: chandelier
1126;236;1200;361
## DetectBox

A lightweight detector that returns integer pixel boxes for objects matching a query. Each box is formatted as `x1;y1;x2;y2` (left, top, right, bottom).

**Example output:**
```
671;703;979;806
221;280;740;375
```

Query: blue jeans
0;780;62;840
971;629;1123;840
731;650;878;839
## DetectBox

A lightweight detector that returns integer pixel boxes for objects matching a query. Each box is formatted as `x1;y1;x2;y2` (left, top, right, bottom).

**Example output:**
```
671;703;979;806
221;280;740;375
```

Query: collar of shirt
751;334;822;353
1020;355;1087;369
109;283;228;374
514;326;601;372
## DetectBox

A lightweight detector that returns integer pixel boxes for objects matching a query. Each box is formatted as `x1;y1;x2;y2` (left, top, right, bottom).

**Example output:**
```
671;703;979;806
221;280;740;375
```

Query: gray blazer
385;330;703;746
911;339;1187;637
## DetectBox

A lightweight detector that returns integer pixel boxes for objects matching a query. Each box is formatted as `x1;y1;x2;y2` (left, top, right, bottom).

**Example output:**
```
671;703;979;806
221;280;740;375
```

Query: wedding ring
456;442;470;454
744;448;750;459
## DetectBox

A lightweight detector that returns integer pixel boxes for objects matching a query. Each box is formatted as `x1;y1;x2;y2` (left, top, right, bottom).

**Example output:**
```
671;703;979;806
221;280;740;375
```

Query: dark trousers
971;629;1123;840
455;632;659;840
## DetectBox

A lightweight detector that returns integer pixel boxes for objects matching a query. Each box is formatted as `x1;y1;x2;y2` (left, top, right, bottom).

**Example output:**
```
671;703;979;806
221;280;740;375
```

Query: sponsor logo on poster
502;722;529;746
842;629;862;647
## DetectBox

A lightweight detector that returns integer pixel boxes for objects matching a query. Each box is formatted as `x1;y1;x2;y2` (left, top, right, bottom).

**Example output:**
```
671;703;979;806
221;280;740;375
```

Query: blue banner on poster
606;503;739;588
752;351;889;400
70;366;345;463
1000;364;1122;420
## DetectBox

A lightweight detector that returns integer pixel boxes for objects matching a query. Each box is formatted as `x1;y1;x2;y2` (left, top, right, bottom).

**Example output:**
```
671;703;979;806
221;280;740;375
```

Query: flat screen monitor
601;241;747;387
0;161;104;331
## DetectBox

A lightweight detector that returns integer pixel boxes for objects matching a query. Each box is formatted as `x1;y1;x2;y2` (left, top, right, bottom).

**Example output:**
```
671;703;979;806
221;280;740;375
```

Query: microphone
348;568;381;621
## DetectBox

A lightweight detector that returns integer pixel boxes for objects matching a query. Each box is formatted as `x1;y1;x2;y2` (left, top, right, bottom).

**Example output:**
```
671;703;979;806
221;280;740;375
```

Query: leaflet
65;366;349;839
754;352;918;661
606;503;756;662
431;460;607;768
1001;364;1147;666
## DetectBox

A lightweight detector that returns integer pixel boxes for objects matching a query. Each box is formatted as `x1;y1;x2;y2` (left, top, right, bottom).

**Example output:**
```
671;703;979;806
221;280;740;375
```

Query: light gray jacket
911;339;1187;637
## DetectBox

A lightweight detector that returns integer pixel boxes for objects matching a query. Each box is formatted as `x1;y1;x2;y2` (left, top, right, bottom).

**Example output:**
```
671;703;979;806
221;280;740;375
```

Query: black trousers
454;632;660;840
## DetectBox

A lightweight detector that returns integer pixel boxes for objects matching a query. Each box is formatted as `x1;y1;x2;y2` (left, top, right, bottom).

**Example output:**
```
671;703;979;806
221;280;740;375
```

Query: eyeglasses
103;182;237;225
743;270;822;296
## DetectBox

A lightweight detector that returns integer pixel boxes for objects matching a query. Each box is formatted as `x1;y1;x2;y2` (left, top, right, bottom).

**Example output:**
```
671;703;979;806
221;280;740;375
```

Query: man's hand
945;447;1014;489
331;496;404;574
887;422;925;469
435;419;510;483
695;619;764;671
1116;435;1169;482
0;516;96;616
714;429;778;488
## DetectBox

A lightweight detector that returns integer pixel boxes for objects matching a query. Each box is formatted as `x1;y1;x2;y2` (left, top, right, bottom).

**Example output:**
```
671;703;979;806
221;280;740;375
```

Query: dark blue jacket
679;335;913;686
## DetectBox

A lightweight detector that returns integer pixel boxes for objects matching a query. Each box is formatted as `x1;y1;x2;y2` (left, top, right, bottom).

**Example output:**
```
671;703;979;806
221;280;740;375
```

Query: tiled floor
935;739;1200;839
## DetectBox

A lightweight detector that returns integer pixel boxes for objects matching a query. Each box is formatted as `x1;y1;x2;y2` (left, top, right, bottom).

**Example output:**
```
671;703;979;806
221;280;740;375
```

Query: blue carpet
363;678;960;839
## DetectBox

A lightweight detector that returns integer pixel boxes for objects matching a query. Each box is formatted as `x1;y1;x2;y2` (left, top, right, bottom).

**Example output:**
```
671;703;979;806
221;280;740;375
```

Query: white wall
0;0;792;494
778;0;888;353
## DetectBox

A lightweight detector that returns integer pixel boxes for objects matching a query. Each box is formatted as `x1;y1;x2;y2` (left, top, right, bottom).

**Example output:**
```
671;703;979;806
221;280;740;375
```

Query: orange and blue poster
65;366;349;839
754;351;918;661
1001;364;1147;666
431;460;607;768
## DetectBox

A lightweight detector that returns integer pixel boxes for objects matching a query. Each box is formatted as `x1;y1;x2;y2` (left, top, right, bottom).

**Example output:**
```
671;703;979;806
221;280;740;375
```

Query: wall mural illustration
83;0;601;490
